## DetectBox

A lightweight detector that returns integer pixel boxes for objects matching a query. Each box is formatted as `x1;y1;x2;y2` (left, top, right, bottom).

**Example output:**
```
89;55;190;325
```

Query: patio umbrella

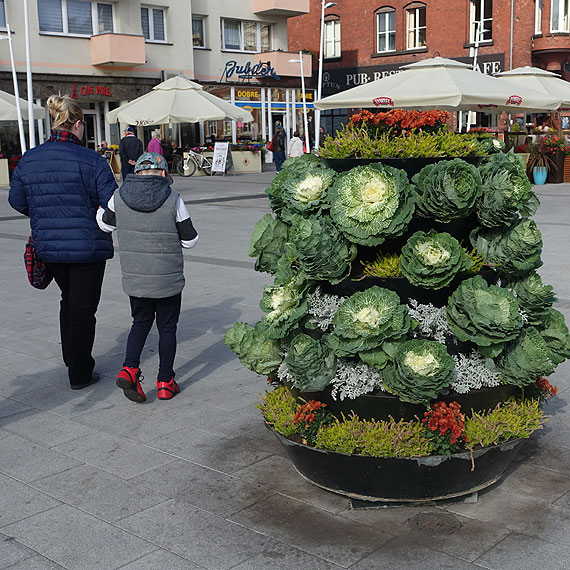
496;66;570;109
106;76;253;125
314;57;561;113
0;90;45;120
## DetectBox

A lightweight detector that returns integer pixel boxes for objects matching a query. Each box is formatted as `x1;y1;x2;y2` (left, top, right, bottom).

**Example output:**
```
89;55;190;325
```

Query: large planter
546;150;565;184
232;150;262;173
268;424;524;502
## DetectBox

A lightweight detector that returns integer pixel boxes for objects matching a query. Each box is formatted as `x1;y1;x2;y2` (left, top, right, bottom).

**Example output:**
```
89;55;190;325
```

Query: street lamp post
24;0;35;148
288;52;310;154
315;0;337;150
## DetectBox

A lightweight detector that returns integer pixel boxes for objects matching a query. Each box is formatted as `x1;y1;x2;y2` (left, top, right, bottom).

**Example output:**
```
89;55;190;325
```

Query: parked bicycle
177;148;213;176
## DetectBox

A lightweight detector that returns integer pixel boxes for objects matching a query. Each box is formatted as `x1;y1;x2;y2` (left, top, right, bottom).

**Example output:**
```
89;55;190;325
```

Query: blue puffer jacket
9;136;117;263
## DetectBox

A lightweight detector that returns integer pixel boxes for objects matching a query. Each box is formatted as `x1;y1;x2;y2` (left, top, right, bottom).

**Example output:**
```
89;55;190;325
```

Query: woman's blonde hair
47;94;83;130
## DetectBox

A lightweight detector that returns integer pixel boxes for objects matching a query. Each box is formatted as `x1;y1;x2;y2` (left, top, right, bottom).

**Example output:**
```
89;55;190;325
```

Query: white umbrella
496;66;570;109
106;76;253;125
314;57;561;113
0;90;45;120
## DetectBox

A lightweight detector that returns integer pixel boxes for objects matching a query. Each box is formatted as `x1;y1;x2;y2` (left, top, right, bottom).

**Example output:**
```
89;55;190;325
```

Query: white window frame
469;0;492;42
192;15;206;48
551;0;570;32
324;18;341;59
535;0;543;34
0;1;6;30
377;10;396;53
38;0;115;37
141;5;167;43
221;19;272;53
406;6;426;50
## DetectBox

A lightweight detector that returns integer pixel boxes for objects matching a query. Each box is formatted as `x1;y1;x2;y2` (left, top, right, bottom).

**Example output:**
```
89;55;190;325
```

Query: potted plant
527;140;556;185
225;129;570;502
540;134;570;184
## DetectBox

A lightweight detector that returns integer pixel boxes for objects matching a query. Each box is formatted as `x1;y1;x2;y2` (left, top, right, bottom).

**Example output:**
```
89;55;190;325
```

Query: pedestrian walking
271;126;286;172
97;152;198;403
147;130;163;155
287;131;304;158
9;94;117;390
119;126;143;180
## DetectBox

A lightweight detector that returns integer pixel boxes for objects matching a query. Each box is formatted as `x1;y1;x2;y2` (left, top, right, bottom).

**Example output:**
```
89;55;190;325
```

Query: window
141;5;166;42
535;0;543;34
377;8;396;53
406;4;426;49
0;1;6;29
221;19;272;52
551;0;569;32
192;16;205;47
37;0;113;35
470;0;492;42
324;18;341;58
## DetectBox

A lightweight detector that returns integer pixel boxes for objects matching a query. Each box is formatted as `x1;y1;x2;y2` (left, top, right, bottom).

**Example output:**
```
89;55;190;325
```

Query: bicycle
177;148;213;176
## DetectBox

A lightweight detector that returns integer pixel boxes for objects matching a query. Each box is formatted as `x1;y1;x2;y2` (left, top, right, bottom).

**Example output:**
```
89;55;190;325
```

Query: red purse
266;140;274;152
24;236;53;289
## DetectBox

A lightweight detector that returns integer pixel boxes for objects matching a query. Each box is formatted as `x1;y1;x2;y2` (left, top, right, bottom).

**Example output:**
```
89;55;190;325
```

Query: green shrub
257;386;298;437
361;251;402;277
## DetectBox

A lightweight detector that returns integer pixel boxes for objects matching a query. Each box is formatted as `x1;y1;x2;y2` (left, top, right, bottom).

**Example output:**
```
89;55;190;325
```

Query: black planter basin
268;424;524;502
293;384;522;422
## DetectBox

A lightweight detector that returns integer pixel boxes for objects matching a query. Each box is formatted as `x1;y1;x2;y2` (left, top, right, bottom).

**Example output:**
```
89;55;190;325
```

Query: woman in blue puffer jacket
9;94;117;390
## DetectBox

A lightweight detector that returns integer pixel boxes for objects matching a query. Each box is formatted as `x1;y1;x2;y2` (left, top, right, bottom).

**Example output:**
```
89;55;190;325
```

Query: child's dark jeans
124;293;181;381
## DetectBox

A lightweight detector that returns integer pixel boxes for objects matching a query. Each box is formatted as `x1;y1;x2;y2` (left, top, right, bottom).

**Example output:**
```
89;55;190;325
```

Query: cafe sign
70;83;112;98
221;60;280;82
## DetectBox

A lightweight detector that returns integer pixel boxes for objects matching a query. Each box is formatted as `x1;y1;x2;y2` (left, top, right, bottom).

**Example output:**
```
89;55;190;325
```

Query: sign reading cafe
221;60;280;82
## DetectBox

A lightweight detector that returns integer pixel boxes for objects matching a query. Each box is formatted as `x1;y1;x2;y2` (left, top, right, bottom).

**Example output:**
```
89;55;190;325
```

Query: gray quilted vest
114;178;184;299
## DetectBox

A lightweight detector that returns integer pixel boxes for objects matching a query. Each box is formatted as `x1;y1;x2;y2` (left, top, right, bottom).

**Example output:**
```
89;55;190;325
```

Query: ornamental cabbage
281;168;336;217
400;230;473;289
382;339;455;404
539;308;570;366
224;321;282;376
285;333;337;392
325;286;412;357
287;214;357;284
329;163;415;246
477;151;538;228
470;219;543;276
495;327;555;387
506;272;556;326
477;137;505;154
446;275;523;358
412;158;482;222
248;214;290;274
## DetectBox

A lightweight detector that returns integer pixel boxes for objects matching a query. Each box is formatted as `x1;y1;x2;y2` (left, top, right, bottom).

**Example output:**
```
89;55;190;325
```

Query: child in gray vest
97;152;198;402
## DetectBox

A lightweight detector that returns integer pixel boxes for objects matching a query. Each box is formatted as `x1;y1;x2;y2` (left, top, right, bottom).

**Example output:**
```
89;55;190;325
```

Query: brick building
288;0;570;133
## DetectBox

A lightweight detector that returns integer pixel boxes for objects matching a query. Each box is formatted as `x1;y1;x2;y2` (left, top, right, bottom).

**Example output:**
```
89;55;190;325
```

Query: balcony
90;33;146;67
254;51;312;78
252;0;310;17
532;35;570;71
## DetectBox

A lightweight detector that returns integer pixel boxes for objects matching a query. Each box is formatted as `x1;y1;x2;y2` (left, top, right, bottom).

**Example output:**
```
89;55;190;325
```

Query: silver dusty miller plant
330;358;384;401
307;287;347;331
450;350;500;393
407;299;453;344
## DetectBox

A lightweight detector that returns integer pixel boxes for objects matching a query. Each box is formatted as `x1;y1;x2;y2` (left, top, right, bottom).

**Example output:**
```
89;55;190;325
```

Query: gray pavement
1;169;570;569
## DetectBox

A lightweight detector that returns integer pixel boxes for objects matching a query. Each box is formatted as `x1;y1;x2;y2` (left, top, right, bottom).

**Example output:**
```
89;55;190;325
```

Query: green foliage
400;230;473;289
382;339;455;404
257;386;298;437
539;308;570;366
477;137;505;154
281;168;336;219
224;322;283;376
471;219;543;277
506;272;556;326
329;163;415;246
447;275;523;358
464;398;546;449
285;334;337;392
477;151;538;228
325;286;412;357
361;251;402;277
247;214;290;275
314;414;432;457
412;158;483;222
467;248;485;274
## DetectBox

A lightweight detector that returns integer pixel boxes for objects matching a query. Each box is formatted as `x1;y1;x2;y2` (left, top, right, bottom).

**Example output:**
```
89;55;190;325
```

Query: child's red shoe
116;367;146;403
157;377;180;400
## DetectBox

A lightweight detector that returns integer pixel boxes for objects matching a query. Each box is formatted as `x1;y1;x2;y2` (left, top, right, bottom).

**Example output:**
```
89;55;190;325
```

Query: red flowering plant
541;134;570;155
421;401;468;457
524;376;558;404
292;400;333;445
348;109;450;138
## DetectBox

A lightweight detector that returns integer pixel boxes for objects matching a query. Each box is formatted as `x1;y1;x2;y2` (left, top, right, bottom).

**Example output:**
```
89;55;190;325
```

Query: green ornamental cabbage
477;137;505;154
470;219;543;276
281;168;336;217
506;272;556;326
412;158;482;222
495;327;555;387
224;321;283;376
287;214;357;284
477;151;539;228
325;286;412;357
329;163;415;246
248;214;290;275
285;333;337;392
400;230;473;289
447;275;523;358
539;308;570;366
382;339;455;404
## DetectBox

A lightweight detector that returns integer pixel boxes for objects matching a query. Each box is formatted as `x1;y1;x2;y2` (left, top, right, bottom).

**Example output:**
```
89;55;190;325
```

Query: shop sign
70;83;112;98
221;60;280;82
236;88;260;100
296;90;313;101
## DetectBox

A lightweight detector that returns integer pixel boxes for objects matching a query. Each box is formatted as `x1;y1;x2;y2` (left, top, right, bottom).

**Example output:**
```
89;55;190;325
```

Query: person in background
287;131;304;158
148;130;163;155
97;152;198;403
9;94;117;390
119;126;143;180
271;126;286;172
